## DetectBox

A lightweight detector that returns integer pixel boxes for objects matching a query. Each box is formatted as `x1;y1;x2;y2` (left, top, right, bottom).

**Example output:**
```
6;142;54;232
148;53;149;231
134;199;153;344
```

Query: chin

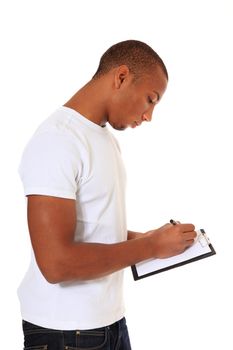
111;123;128;131
115;126;127;131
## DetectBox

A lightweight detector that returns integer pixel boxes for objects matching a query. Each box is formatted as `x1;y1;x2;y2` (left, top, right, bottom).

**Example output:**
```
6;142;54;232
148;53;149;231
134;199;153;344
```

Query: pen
170;219;177;225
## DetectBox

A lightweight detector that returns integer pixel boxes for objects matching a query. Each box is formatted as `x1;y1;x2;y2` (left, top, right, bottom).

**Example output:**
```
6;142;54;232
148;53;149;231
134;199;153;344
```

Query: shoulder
24;108;89;157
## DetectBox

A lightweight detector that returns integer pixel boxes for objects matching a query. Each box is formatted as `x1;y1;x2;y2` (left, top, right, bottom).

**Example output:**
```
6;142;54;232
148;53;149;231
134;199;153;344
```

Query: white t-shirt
18;106;127;330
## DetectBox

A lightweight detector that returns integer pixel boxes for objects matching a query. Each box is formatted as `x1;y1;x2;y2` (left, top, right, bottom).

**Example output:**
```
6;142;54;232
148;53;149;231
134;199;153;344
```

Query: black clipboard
131;229;216;281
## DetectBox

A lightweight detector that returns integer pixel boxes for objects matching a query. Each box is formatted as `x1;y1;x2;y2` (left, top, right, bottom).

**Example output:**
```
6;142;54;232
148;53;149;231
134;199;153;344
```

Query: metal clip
197;229;211;247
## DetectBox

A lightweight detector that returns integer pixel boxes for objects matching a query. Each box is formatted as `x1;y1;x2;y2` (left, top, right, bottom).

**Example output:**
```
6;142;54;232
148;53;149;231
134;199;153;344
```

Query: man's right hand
145;223;197;259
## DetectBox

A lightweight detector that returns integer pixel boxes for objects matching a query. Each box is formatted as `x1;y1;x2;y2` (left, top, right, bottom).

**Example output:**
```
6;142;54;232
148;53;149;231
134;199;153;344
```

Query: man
19;40;196;349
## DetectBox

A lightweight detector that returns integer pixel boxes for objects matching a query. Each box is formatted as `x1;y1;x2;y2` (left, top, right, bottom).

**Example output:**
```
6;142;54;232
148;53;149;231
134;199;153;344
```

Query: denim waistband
22;317;126;334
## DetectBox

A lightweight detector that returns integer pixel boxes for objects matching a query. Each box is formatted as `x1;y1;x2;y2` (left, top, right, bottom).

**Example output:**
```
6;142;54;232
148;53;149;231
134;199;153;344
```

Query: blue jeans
22;317;132;350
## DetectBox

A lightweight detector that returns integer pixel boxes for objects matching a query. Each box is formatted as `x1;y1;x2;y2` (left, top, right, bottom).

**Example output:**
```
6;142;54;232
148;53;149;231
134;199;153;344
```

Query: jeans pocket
65;328;108;350
23;320;59;350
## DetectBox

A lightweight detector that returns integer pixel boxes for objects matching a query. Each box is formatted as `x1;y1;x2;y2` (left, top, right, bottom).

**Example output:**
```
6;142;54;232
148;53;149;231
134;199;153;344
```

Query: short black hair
92;39;168;80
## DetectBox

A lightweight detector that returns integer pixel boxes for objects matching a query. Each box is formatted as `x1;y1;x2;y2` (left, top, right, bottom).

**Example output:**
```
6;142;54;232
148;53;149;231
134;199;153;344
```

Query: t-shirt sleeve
18;131;82;199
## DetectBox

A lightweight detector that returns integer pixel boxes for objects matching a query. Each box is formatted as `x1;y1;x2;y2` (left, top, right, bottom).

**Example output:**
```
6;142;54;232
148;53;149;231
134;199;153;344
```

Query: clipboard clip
197;229;211;247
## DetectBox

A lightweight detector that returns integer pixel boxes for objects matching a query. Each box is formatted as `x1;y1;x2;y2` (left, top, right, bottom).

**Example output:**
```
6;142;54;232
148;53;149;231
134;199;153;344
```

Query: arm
27;195;196;284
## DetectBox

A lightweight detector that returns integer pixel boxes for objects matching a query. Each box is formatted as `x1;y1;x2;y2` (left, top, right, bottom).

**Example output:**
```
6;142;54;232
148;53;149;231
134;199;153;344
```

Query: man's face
107;66;168;130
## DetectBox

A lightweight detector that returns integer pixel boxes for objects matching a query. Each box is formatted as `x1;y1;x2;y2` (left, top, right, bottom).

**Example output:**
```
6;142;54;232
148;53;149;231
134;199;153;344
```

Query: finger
180;223;195;232
183;231;197;240
185;239;195;247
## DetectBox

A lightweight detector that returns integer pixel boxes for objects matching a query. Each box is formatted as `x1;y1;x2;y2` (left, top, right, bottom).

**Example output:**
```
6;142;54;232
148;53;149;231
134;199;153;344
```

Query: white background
1;0;232;348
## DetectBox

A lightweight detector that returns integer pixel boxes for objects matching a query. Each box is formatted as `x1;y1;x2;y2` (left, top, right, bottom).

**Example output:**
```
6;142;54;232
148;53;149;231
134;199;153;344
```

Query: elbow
41;267;63;284
37;259;65;284
43;272;61;284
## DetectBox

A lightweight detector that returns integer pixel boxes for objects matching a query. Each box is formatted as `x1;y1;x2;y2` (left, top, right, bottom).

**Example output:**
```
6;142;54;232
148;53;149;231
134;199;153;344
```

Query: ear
114;65;130;89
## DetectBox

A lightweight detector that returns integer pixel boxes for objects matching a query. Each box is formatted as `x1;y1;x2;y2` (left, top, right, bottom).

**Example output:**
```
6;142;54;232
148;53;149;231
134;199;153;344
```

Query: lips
131;121;141;128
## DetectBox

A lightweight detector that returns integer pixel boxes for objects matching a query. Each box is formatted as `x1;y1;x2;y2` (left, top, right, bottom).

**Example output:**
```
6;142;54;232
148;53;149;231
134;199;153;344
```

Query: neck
64;78;110;127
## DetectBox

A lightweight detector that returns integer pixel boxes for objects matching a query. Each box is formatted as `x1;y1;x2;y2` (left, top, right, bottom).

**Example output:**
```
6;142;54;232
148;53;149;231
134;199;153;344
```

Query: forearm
46;236;152;283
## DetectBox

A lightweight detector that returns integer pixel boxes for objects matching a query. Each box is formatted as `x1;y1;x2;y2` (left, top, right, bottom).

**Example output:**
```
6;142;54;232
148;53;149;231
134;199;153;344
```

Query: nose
142;110;153;122
141;104;155;123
